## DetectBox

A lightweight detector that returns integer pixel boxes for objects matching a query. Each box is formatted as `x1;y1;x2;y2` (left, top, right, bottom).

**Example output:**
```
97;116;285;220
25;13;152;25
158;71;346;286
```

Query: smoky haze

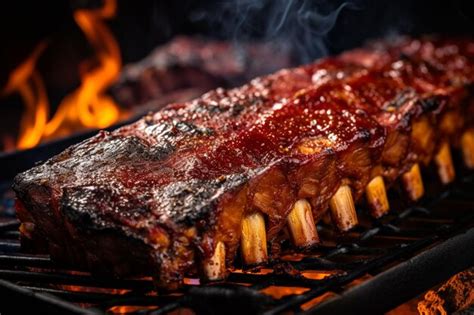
188;0;359;63
183;0;473;64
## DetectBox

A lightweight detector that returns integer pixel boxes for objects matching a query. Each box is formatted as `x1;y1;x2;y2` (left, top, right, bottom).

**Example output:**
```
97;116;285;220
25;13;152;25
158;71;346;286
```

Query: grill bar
310;227;474;314
0;270;154;290
0;254;53;267
0;219;19;231
0;279;100;315
0;170;473;314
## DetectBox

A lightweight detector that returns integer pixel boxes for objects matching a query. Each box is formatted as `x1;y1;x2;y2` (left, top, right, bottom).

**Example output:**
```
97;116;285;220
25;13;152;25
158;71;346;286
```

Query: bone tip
203;241;226;281
366;176;390;218
329;185;358;232
287;199;319;248
435;142;455;185
241;212;268;265
403;163;424;201
461;129;474;169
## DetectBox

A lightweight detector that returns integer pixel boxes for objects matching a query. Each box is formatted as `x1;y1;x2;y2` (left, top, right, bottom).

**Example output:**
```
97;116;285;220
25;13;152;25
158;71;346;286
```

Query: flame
44;0;122;139
2;0;124;150
1;44;49;150
301;270;336;280
58;284;129;295
108;306;159;314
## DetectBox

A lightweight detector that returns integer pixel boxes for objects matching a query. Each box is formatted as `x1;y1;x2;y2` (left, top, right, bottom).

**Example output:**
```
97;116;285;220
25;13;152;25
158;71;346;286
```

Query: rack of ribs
13;36;474;290
109;36;294;110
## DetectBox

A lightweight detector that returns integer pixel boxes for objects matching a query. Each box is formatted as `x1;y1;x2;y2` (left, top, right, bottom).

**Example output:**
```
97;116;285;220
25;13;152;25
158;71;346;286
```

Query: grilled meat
109;36;294;110
13;37;474;289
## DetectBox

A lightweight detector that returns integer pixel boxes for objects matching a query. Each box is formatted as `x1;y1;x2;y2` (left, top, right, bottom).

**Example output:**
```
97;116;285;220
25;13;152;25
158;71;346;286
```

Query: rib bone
402;163;424;201
203;241;226;281
434;142;455;184
366;176;390;218
461;129;474;169
241;212;268;265
329;185;358;231
287;199;319;248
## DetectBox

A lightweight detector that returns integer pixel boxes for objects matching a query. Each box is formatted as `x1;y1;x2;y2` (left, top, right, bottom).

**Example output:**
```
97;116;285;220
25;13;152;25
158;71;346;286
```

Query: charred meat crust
13;36;474;289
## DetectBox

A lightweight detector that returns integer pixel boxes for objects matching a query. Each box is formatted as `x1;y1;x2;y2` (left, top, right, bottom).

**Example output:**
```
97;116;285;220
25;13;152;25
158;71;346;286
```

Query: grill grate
0;167;473;314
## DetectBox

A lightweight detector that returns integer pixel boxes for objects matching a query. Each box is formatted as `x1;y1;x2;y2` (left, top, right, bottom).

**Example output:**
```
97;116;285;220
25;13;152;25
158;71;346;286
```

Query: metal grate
0;164;473;314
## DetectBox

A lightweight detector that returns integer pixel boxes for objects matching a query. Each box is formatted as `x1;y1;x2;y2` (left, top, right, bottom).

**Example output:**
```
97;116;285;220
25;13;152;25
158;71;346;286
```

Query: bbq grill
1;147;473;314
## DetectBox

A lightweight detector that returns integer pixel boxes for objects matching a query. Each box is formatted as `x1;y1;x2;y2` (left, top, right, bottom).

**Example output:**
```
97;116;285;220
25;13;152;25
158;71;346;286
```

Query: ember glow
108;306;159;314
1;0;125;150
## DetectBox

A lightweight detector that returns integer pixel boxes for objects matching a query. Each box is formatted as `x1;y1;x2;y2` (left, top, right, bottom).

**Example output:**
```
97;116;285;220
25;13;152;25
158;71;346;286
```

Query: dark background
0;0;472;141
1;0;473;84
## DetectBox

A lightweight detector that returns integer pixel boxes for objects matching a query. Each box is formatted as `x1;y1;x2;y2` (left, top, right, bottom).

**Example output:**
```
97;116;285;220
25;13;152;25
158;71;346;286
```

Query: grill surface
0;156;473;314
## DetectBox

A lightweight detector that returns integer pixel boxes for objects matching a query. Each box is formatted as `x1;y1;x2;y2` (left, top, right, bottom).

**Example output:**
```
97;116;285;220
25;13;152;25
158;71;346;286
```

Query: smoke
189;0;359;63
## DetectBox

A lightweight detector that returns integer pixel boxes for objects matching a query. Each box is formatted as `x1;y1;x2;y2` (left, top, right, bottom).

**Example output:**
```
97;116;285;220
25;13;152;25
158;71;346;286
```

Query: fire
1;43;49;149
59;284;130;295
108;306;159;314
1;0;124;150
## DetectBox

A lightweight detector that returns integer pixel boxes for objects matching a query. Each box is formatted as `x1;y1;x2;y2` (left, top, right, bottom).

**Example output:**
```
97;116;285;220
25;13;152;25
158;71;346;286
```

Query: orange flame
1;43;49;149
108;306;159;314
2;0;124;150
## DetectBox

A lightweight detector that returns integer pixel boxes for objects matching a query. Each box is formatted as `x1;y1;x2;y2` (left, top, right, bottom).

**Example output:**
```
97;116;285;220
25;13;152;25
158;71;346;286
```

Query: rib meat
13;36;474;289
109;36;294;110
